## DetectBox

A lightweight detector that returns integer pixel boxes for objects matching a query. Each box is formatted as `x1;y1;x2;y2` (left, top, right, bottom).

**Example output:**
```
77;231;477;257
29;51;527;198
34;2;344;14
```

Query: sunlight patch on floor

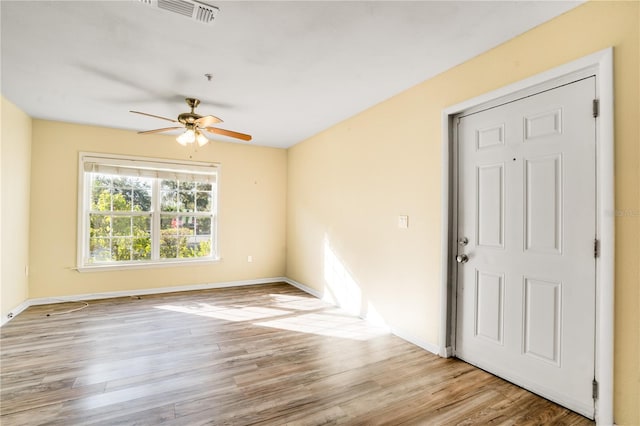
268;293;328;311
154;303;290;322
255;312;389;341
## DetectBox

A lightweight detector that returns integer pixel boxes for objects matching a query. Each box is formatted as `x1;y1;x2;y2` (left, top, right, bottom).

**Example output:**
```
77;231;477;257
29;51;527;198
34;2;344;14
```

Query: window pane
112;216;132;236
197;240;211;257
133;189;152;212
197;182;212;192
158;214;212;259
93;174;111;188
195;217;211;235
196;191;212;212
112;192;131;212
89;238;111;262
91;176;112;210
179;216;195;235
92;189;108;211
160;217;180;259
111;179;131;210
161;180;177;191
111;238;132;261
179;191;195;212
160;235;179;259
178;236;193;258
112;177;131;190
132;216;151;235
133;177;152;190
179;181;196;191
161;191;177;212
160;215;178;231
90;214;111;237
181;214;211;258
180;237;211;258
132;237;151;260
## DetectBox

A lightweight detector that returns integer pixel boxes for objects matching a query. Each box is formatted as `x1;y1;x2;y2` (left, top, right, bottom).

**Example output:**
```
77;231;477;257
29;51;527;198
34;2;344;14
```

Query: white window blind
82;155;217;183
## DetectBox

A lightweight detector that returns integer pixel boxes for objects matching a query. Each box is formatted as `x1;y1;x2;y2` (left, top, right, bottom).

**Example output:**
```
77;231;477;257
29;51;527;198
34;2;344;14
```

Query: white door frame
439;48;614;425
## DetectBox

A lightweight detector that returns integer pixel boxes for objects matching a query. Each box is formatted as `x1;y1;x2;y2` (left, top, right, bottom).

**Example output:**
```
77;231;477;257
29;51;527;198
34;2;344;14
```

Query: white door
455;77;596;418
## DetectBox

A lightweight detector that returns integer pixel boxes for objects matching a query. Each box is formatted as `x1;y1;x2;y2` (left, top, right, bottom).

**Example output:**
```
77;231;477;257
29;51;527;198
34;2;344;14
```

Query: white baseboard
1;300;31;327
282;277;324;299
390;327;441;355
1;277;288;326
28;277;289;306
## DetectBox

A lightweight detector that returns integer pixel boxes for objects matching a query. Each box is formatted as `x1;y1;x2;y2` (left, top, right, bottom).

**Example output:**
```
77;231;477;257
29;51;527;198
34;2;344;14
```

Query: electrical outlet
247;255;253;263
398;215;409;229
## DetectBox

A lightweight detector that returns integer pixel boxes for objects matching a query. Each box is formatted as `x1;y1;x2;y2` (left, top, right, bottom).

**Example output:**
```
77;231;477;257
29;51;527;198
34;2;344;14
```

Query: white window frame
77;152;220;271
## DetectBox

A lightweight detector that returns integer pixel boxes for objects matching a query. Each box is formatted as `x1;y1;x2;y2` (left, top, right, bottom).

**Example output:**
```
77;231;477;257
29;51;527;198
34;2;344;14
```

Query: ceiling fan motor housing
178;113;201;125
178;98;202;124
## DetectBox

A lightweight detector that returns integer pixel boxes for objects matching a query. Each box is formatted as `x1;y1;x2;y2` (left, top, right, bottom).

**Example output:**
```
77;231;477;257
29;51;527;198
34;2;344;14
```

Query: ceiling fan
130;98;252;146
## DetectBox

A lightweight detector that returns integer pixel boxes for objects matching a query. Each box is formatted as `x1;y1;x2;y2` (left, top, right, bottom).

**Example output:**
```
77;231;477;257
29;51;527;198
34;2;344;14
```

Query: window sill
76;257;221;273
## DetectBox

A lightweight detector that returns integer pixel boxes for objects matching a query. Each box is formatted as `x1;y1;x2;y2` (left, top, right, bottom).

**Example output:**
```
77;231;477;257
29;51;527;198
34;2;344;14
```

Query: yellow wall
28;120;287;298
286;1;639;424
1;97;32;320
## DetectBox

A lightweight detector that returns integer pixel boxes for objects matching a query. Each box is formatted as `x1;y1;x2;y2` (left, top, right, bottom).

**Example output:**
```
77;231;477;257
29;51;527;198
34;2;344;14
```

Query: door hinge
593;99;599;118
592;379;599;400
594;239;600;258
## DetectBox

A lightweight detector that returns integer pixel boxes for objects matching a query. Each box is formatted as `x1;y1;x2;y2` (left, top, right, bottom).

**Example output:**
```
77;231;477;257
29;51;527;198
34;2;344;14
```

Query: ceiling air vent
139;0;219;25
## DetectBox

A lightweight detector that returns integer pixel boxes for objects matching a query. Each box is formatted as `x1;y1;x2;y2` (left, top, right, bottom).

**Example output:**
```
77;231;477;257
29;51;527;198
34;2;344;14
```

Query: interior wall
286;1;639;424
1;97;32;320
28;120;287;298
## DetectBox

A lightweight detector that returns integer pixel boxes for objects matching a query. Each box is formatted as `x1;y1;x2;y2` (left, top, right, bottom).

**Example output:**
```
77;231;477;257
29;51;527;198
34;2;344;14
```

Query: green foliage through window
86;173;215;265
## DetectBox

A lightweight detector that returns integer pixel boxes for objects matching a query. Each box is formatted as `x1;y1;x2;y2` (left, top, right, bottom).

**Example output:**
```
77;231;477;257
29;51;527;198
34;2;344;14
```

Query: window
78;153;218;270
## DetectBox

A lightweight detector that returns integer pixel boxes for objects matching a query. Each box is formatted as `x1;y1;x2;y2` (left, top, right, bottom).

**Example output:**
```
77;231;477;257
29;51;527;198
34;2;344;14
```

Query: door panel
474;270;504;344
455;77;596;418
524;108;563;141
523;277;561;365
524;154;563;254
476;164;504;248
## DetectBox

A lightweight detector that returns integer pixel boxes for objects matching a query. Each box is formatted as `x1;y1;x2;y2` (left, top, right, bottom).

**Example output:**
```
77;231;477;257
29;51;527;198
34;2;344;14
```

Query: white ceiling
1;1;582;148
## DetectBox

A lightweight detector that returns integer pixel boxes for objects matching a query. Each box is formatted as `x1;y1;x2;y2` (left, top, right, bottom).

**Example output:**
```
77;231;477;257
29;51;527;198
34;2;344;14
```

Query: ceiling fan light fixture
177;128;195;145
196;130;209;147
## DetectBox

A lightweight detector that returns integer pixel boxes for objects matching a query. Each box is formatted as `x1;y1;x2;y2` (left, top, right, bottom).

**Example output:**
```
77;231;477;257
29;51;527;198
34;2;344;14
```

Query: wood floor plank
1;282;593;425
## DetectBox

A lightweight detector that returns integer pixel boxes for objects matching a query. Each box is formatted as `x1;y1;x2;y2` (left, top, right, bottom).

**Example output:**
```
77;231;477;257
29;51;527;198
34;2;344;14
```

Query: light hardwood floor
1;282;593;425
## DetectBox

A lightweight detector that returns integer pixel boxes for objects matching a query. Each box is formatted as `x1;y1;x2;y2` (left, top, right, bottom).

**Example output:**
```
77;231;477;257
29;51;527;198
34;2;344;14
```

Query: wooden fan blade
195;115;223;127
204;127;252;141
130;110;178;123
138;126;182;135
